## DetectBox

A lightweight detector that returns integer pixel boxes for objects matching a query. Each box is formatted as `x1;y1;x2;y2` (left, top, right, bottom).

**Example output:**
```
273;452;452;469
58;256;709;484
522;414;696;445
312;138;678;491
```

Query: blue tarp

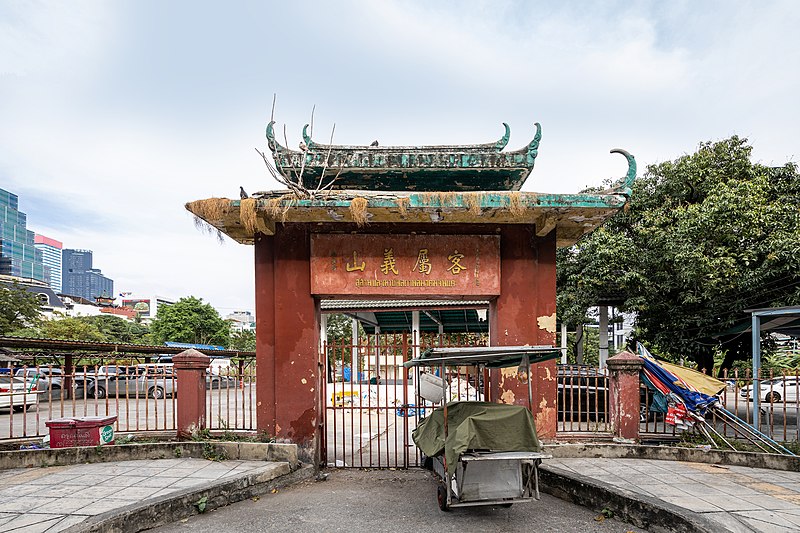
638;346;718;415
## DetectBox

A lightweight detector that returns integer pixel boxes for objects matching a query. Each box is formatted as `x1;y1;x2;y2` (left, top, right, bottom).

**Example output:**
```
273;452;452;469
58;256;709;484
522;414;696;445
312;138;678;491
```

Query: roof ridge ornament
609;149;637;196
527;123;542;167
264;119;545;192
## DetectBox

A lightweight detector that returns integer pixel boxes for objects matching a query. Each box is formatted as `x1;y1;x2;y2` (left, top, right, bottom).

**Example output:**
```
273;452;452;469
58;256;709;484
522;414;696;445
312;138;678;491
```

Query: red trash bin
45;417;77;448
45;416;117;448
74;416;117;446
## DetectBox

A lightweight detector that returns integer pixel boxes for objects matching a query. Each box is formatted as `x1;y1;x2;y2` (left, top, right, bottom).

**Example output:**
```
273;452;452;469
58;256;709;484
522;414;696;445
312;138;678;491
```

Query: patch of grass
202;442;229;462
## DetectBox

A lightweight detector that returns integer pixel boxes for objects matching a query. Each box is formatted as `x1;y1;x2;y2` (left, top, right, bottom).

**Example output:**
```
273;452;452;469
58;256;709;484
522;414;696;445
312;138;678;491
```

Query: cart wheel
437;484;450;512
422;455;433;470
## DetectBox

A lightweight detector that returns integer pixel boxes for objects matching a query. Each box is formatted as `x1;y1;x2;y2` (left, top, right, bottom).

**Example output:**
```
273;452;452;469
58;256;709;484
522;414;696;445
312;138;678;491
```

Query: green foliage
326;313;358;343
228;329;256;351
150;296;230;347
81;315;151;344
0;281;42;335
558;137;800;370
13;313;107;341
10;313;151;344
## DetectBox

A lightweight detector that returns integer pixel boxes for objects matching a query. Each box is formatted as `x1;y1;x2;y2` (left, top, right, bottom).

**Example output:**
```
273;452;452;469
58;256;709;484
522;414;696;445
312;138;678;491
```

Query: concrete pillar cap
607;350;643;370
173;348;211;369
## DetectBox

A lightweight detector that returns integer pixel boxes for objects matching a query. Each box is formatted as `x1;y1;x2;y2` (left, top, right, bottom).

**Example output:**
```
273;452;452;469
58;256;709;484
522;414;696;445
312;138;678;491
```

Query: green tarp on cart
412;401;541;474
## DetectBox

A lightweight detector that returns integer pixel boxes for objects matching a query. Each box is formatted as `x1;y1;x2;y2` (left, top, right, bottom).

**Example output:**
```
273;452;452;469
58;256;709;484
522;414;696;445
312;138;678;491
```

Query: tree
150;296;230;347
558;137;800;372
82;315;151;344
16;314;107;341
0;281;42;335
229;329;256;351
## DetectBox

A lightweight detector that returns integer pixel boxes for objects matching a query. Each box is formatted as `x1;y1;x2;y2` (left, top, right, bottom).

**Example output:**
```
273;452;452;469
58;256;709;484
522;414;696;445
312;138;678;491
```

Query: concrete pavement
2;443;800;532
0;458;293;532
546;457;800;532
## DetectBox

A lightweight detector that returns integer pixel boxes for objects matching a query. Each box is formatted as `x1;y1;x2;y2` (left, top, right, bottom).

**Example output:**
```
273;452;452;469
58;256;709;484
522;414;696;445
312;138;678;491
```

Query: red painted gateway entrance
187;120;635;466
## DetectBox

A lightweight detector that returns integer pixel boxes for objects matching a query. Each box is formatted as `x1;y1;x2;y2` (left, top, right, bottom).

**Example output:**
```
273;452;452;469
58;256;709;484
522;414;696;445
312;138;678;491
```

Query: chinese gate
186;119;635;467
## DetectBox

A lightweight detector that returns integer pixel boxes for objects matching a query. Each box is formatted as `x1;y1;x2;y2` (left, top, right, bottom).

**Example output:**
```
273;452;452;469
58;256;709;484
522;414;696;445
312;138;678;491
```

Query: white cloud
1;0;799;313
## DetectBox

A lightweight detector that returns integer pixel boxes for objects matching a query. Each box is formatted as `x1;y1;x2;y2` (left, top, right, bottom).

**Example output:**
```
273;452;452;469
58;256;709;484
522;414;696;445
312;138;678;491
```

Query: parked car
14;366;66;392
0;375;39;411
81;366;177;399
740;376;799;403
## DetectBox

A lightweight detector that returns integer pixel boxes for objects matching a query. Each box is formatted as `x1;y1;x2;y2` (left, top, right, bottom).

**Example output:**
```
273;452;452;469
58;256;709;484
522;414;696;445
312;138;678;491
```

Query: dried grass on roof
463;193;485;216
185;198;231;222
239;198;258;234
264;196;294;223
349;197;369;227
507;192;528;219
396;197;410;217
420;192;459;207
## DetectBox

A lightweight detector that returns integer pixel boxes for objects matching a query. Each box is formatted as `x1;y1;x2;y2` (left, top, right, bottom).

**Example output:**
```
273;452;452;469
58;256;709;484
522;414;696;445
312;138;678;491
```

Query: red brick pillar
173;349;210;439
607;351;643;441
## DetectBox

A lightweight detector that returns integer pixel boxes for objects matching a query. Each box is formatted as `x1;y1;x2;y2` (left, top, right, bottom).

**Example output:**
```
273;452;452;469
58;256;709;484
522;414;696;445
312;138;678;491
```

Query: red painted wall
255;225;320;462
489;225;558;440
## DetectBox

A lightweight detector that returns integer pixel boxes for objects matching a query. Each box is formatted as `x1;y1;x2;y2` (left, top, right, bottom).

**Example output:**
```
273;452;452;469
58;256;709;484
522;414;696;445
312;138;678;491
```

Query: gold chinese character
346;251;366;272
380;248;398;275
413;249;432;275
447;250;466;275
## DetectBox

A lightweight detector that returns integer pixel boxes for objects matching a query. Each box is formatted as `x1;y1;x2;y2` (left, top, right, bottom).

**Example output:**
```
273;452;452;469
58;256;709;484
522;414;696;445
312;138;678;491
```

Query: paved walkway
0;458;286;532
548;457;800;533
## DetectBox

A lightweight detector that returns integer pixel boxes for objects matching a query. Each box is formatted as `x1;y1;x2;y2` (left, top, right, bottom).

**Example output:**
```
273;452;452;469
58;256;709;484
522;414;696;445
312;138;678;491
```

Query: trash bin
75;416;116;446
45;416;117;448
45;417;78;448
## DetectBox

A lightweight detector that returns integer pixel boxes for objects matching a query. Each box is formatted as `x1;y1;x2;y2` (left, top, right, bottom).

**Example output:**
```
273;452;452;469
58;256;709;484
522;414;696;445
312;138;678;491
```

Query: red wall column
255;233;276;436
173;349;211;439
607;351;643;441
489;226;558;440
255;225;320;463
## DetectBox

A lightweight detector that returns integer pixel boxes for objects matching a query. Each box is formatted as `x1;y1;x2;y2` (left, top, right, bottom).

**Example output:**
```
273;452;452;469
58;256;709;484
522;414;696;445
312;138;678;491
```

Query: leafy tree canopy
0;281;42;335
150;296;230;347
13;313;107;342
81;314;151;344
229;329;255;351
558;137;800;371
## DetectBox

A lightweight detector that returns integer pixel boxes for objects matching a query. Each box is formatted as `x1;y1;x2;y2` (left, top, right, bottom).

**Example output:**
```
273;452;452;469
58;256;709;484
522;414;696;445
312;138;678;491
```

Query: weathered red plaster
173;349;210;439
255;225;320;463
489;226;557;440
607;351;643;441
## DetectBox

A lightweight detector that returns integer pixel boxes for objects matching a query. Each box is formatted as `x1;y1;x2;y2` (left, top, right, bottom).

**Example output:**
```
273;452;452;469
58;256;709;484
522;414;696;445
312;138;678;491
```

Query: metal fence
556;364;611;435
206;359;257;432
1;358;257;442
323;334;486;468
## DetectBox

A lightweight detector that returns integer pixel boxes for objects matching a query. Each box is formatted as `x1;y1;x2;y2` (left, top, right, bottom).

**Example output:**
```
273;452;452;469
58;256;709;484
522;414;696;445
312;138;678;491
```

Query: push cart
404;346;560;511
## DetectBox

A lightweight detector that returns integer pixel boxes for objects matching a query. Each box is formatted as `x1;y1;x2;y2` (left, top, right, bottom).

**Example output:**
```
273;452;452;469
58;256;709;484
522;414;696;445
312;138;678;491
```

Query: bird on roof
240;186;249;199
370;140;379;147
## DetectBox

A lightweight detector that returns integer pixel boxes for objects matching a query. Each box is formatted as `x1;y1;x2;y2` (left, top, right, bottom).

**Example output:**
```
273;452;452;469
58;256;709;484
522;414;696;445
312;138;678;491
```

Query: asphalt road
150;469;648;533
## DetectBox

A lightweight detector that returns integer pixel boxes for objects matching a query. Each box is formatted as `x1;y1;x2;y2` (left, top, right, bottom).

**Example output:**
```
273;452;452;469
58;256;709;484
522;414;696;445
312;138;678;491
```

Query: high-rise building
62;248;114;301
34;234;63;292
0;188;46;281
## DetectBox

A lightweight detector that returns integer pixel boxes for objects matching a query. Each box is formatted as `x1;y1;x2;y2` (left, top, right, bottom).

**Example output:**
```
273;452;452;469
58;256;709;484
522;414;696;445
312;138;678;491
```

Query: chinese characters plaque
310;234;500;297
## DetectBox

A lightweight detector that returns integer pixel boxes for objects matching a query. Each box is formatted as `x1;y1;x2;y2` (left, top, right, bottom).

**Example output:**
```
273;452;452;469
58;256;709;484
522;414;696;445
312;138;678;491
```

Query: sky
1;0;798;315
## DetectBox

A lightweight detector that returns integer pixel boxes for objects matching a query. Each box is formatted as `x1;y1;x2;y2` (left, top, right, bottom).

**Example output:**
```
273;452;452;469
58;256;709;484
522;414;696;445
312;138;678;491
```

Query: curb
0;441;298;470
544;443;800;472
540;465;718;533
62;463;317;533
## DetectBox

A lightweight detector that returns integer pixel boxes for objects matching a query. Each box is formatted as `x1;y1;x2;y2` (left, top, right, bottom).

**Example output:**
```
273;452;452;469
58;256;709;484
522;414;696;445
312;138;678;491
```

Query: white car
740;377;799;403
0;375;40;411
